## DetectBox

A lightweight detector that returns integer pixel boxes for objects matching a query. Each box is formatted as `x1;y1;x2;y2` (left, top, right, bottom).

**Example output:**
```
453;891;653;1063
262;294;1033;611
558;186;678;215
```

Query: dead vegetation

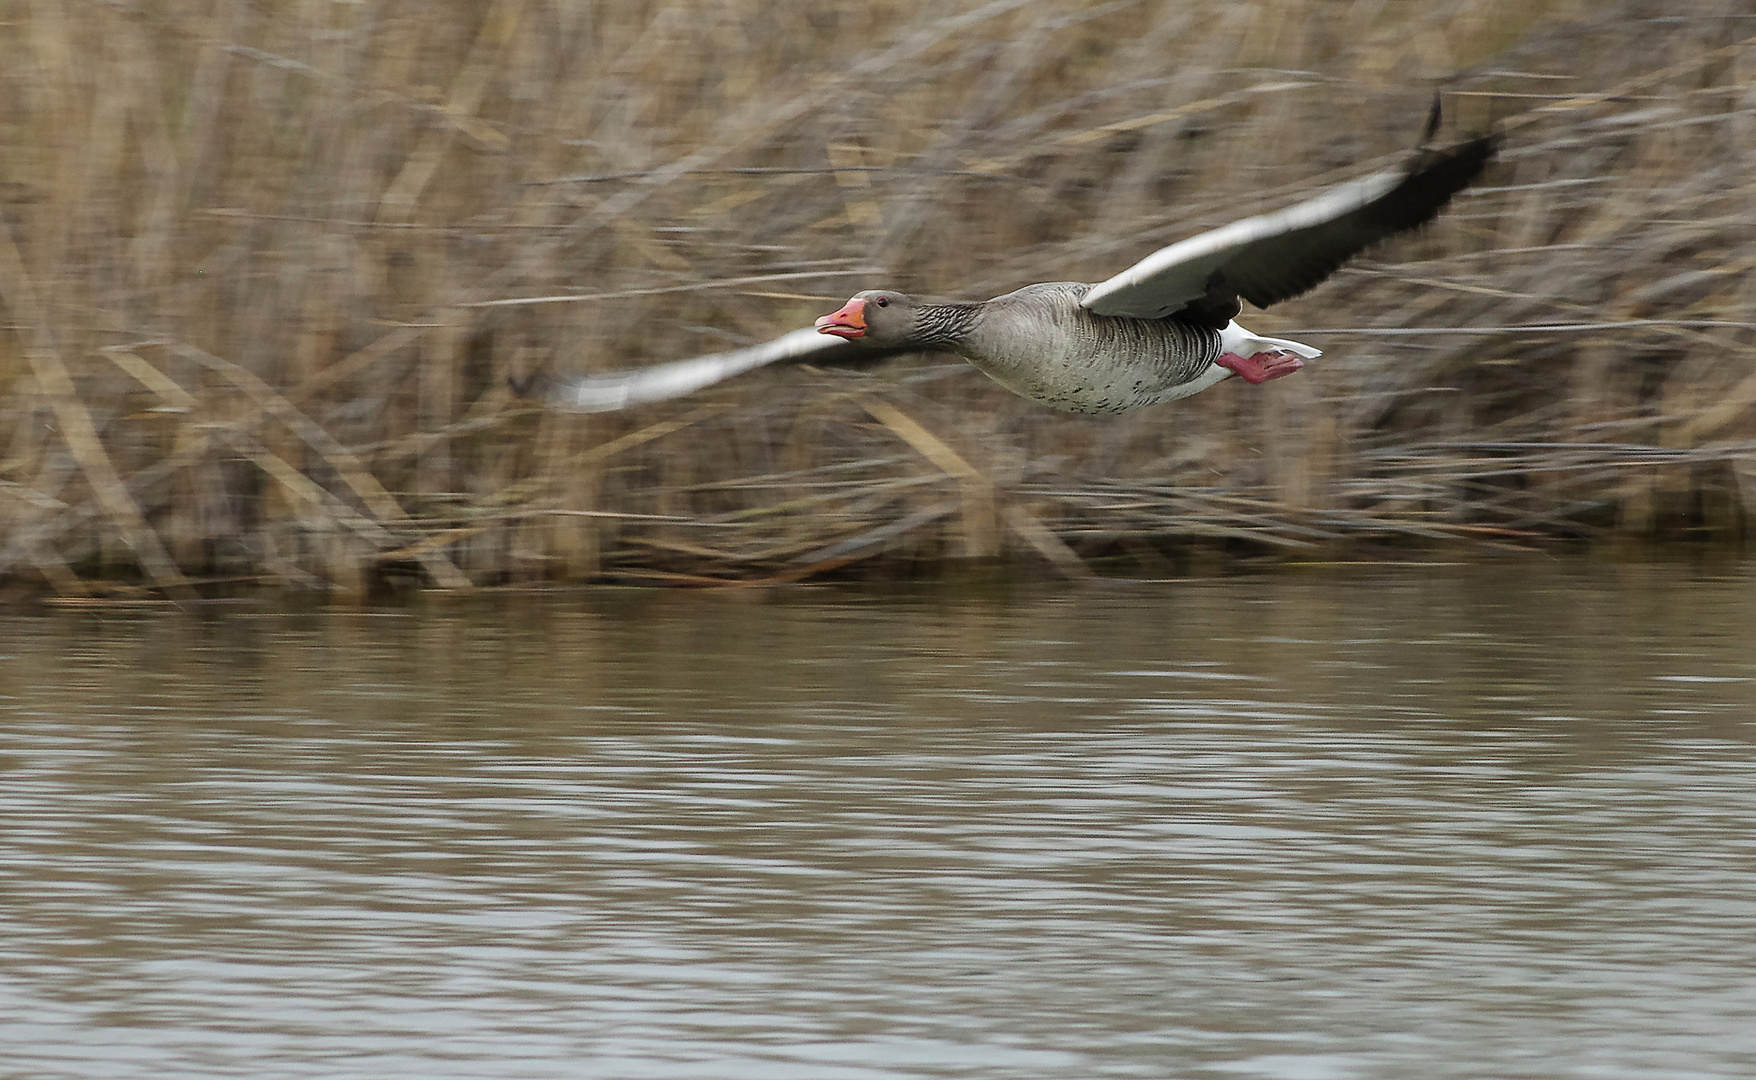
3;0;1756;596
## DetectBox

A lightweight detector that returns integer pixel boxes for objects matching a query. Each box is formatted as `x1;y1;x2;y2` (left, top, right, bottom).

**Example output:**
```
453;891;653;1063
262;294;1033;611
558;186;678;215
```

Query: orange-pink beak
814;299;867;339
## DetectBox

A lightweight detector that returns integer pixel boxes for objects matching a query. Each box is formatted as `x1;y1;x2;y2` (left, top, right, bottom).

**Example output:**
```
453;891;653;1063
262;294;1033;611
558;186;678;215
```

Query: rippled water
4;559;1756;1079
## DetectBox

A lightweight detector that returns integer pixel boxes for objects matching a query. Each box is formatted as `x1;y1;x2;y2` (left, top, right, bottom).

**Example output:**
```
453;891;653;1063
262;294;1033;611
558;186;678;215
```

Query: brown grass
3;0;1756;595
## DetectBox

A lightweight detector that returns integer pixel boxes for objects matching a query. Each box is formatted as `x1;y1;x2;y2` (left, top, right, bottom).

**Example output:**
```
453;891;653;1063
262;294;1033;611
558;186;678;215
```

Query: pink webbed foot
1216;350;1305;385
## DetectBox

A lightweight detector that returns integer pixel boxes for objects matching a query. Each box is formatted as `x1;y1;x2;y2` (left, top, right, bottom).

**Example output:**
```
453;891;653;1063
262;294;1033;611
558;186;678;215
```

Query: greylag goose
531;132;1498;415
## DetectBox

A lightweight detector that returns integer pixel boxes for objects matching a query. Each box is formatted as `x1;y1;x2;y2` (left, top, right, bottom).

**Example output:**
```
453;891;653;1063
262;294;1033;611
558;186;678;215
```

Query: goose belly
975;361;1225;414
965;321;1225;414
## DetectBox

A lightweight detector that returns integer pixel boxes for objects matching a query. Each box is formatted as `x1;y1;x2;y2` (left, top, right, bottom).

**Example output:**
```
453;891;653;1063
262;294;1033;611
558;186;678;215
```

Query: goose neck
911;301;983;348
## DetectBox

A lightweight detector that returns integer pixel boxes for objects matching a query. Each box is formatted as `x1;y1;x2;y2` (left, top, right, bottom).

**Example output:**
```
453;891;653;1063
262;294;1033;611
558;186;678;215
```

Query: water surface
4;559;1755;1078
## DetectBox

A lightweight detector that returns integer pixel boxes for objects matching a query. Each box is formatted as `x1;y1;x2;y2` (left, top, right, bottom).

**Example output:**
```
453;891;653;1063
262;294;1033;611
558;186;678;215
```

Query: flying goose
529;131;1498;415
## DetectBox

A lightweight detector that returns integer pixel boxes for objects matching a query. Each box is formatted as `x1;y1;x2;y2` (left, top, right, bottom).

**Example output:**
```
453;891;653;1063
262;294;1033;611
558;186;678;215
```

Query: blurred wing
1081;134;1499;320
531;328;882;413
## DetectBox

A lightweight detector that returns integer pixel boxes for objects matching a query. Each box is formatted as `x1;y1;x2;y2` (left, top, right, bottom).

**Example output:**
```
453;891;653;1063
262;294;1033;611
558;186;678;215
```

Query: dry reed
3;0;1756;595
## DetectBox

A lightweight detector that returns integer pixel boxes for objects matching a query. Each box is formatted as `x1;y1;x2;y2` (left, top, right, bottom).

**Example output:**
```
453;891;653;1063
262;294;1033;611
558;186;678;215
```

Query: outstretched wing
524;328;906;413
1080;134;1499;322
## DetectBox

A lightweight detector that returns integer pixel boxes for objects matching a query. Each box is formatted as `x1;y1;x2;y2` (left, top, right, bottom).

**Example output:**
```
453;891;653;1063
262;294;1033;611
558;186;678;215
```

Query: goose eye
875;297;889;308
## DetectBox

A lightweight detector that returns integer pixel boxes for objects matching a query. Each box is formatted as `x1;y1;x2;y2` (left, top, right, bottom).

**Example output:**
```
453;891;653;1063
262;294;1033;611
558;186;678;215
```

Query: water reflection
3;559;1755;1079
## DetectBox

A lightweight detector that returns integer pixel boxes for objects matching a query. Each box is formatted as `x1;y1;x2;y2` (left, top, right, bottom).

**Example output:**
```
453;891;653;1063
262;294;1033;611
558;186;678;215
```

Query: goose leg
1216;349;1305;385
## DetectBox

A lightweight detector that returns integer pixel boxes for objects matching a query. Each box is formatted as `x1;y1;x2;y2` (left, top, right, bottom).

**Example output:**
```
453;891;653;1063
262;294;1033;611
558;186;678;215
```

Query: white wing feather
543;328;853;413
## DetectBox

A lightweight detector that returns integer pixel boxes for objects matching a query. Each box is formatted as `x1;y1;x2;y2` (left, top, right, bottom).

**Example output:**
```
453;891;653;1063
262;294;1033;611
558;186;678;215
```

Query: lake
4;558;1755;1078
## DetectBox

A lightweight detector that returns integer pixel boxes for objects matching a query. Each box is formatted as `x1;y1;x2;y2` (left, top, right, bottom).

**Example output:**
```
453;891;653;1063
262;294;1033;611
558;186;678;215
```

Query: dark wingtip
1228;125;1503;310
1445;128;1504;185
1420;92;1443;145
1394;128;1502;226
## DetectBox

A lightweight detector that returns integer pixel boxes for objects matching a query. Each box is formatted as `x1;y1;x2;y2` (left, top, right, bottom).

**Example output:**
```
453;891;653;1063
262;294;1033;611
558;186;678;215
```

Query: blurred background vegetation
3;0;1755;597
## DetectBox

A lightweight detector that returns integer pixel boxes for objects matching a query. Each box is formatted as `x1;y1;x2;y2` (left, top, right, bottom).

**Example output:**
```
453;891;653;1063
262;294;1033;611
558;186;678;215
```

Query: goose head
814;290;919;347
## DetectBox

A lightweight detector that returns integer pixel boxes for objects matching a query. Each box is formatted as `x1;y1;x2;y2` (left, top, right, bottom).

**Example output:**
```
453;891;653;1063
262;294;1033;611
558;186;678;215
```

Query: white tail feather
1220;321;1323;360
